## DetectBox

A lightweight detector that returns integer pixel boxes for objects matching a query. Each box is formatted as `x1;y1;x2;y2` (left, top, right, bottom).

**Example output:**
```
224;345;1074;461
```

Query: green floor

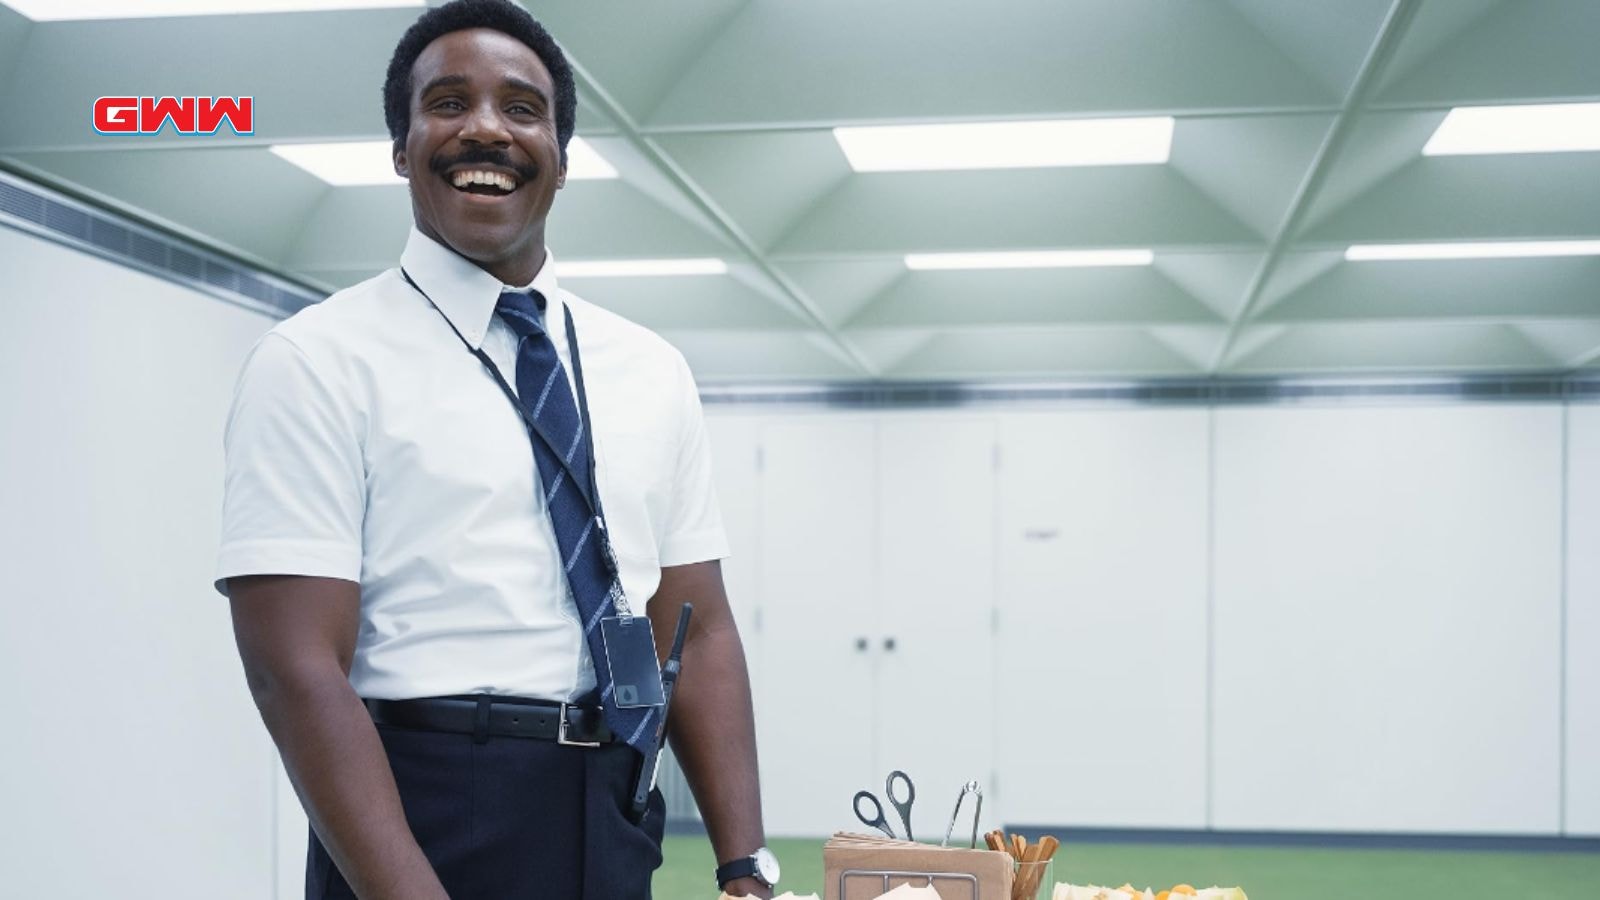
654;835;1600;899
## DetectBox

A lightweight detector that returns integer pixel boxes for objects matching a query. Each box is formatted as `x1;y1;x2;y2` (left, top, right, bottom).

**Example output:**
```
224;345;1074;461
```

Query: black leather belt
364;696;614;746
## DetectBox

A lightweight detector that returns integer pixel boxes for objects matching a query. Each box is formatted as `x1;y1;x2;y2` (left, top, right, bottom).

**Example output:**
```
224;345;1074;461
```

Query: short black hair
383;0;577;165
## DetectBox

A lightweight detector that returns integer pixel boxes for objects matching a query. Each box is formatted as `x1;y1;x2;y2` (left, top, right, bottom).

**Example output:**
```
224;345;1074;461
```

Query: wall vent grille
702;374;1600;408
0;170;322;318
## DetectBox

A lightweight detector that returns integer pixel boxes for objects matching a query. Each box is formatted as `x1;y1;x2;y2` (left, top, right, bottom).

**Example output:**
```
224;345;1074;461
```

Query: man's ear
556;160;567;190
394;144;409;179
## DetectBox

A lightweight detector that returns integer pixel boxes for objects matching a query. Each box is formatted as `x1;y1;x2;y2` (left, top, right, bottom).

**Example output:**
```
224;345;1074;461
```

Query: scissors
853;769;916;841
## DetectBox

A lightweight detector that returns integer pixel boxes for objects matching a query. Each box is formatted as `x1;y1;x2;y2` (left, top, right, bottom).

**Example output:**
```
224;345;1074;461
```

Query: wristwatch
715;846;780;889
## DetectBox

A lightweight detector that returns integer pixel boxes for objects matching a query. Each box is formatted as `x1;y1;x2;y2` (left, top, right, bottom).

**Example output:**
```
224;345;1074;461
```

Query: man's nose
459;99;511;145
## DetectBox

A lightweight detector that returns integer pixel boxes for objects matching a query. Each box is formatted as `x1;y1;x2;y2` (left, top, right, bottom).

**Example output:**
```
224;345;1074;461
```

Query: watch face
754;847;780;885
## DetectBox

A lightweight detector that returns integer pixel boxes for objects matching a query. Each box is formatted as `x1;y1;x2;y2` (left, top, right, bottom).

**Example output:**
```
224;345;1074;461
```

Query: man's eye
510;104;538;116
435;99;463;110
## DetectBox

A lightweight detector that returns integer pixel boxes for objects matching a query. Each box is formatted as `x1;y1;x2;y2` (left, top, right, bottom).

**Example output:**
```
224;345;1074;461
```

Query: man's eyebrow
502;76;549;104
419;74;469;97
418;73;549;105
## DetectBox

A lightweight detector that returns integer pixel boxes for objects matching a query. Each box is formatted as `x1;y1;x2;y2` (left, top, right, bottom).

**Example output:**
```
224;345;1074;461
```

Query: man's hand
719;876;774;899
229;574;450;900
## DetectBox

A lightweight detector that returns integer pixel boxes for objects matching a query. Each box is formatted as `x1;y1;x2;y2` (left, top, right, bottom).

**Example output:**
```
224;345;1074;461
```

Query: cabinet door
757;418;879;837
1212;404;1561;833
875;417;999;841
996;410;1210;828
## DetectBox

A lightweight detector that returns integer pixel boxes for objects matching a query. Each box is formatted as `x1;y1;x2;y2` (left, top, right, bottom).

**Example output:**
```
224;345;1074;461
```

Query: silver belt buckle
557;702;601;748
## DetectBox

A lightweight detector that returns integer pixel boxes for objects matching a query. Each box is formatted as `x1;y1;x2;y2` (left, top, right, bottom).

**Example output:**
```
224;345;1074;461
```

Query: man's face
395;28;566;269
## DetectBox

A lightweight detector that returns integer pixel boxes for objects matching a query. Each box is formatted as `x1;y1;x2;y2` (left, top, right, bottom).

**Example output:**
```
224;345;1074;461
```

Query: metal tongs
941;780;984;848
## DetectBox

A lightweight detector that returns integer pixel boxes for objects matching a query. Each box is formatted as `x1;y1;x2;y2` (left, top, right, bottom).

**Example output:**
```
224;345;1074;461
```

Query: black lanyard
399;268;606;524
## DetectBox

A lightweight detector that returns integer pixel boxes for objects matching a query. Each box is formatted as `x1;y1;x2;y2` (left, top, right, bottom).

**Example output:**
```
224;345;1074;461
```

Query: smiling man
216;2;772;899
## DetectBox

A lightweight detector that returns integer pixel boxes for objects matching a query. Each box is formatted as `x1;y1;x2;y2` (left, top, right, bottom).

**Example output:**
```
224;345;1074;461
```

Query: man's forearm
252;669;448;900
667;619;768;895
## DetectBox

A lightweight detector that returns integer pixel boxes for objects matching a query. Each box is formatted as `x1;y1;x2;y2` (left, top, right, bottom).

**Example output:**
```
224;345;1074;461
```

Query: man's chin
440;227;532;266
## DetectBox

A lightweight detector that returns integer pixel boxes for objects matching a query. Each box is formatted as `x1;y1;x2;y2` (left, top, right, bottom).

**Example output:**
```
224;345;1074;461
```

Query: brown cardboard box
823;833;1014;900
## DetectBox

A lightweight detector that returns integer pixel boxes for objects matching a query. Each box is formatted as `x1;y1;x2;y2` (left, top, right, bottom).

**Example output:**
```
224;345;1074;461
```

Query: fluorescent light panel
1423;103;1600;155
834;117;1174;172
270;141;404;186
1346;241;1600;261
564;137;618;180
1;0;422;19
905;249;1155;270
554;259;727;278
270;136;617;187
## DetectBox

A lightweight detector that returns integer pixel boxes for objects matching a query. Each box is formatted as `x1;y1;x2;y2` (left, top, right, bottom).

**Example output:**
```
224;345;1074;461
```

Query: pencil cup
1012;858;1053;900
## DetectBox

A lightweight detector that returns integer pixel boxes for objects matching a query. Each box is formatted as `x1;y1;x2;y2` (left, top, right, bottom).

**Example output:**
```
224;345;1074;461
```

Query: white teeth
450;170;518;191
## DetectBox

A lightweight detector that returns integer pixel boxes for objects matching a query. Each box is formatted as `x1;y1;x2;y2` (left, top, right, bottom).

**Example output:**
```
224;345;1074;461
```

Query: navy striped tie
495;289;655;753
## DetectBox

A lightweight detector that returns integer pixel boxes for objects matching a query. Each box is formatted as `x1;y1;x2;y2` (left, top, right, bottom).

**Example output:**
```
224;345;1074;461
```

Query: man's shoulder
268;268;406;359
564;290;687;370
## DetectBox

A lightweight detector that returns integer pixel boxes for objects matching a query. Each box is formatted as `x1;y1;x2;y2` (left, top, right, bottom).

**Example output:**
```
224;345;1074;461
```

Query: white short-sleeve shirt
216;227;729;702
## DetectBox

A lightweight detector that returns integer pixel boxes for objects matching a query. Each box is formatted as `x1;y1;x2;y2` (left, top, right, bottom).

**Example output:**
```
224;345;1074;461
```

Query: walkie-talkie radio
630;603;692;821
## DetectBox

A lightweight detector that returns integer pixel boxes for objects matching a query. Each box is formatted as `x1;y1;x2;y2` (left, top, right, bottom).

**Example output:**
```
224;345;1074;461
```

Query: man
216;2;775;897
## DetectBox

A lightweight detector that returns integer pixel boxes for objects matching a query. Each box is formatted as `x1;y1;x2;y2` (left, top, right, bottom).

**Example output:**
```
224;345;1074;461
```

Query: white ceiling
1;0;1598;382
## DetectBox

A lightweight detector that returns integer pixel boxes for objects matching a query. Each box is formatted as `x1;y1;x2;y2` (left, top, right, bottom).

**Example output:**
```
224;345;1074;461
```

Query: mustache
429;148;539;182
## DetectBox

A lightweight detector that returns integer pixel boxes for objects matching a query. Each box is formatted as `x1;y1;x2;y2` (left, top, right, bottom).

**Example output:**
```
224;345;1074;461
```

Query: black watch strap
715;856;758;888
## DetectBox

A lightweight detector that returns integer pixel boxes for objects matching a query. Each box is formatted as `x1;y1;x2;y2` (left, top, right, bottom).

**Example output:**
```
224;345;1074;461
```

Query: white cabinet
718;401;1576;838
756;418;882;837
752;416;998;839
1211;404;1563;833
995;410;1211;829
875;417;999;842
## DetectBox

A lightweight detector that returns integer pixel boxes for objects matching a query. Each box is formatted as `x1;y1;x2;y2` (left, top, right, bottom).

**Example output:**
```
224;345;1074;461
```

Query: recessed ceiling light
564;137;619;180
1423;103;1600;156
1345;241;1600;261
270;136;617;187
905;249;1155;270
834;117;1174;172
270;141;405;186
553;258;727;278
0;0;423;19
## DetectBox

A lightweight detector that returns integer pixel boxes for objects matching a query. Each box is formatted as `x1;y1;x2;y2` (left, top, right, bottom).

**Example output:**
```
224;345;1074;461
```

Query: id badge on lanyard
401;270;664;709
595;518;664;708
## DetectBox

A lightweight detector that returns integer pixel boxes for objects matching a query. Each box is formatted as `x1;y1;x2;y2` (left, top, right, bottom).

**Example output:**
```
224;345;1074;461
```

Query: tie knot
496;289;546;337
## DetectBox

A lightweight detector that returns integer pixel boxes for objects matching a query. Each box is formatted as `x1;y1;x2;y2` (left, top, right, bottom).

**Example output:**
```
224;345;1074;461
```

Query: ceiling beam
563;58;878;378
1207;0;1423;372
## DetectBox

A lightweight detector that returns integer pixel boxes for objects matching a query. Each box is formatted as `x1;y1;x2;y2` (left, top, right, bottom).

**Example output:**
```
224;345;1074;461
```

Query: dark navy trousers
306;717;666;899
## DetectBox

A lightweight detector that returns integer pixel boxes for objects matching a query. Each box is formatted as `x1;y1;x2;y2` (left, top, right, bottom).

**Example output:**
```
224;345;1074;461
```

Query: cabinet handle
855;637;869;652
883;637;897;652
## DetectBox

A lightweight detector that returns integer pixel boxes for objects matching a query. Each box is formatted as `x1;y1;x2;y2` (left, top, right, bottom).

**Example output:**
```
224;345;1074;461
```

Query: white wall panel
0;227;279;896
1213;404;1563;833
875;416;998;838
755;418;879;837
276;762;307;900
705;415;765;701
996;409;1211;828
1566;405;1600;835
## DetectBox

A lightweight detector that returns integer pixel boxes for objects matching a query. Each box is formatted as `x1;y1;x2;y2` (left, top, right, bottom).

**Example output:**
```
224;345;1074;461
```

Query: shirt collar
399;226;565;349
